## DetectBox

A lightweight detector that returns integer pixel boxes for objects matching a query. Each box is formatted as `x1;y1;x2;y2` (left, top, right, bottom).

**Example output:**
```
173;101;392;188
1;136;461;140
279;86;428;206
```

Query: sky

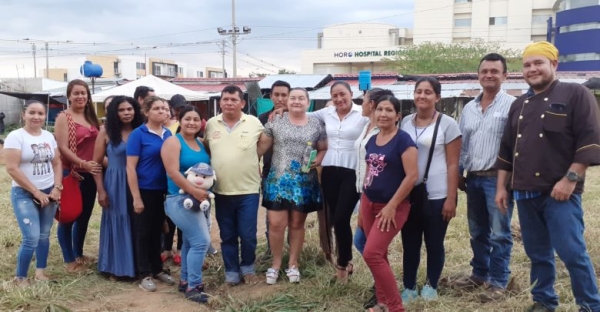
0;0;414;79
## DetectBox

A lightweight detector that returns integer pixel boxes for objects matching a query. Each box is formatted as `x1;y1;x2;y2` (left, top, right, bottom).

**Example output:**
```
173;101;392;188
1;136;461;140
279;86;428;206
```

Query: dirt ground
73;208;274;312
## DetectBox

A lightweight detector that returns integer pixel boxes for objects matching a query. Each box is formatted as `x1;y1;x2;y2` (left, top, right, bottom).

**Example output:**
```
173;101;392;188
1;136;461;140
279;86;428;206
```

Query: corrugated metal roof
178;83;248;92
259;74;333;90
326;78;399;87
308;86;363;100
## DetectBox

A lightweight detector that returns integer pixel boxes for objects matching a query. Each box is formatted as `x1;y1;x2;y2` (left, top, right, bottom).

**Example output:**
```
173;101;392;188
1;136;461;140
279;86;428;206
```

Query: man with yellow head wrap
495;41;600;312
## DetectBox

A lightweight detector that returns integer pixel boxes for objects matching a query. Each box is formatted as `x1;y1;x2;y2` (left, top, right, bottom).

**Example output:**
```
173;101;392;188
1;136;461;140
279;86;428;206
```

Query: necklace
413;111;437;141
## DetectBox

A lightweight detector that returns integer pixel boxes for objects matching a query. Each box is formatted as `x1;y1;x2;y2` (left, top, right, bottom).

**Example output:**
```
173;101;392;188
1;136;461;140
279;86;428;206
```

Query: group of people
6;41;600;311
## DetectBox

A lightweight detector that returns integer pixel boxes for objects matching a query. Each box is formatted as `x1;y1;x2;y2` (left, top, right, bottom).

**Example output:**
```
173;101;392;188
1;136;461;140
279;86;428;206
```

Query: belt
468;169;497;177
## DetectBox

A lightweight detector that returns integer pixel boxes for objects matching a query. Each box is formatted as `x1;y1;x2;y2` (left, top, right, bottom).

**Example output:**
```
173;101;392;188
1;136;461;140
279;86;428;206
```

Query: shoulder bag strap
64;112;83;180
423;112;442;183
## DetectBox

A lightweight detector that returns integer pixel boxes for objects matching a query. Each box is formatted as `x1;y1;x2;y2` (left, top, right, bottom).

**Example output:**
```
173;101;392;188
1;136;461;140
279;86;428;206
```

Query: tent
0;91;67;126
91;75;210;102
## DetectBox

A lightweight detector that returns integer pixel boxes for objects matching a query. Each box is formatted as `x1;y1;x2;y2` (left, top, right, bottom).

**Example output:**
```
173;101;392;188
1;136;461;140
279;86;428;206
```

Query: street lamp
217;0;251;78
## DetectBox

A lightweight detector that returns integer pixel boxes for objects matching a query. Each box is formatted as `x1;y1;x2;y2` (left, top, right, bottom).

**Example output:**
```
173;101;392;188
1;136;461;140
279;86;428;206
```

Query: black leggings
130;189;166;277
321;166;360;267
401;198;449;289
164;216;183;251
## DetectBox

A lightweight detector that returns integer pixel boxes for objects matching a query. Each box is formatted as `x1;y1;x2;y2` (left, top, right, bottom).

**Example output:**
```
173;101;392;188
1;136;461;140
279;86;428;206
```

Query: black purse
409;113;442;214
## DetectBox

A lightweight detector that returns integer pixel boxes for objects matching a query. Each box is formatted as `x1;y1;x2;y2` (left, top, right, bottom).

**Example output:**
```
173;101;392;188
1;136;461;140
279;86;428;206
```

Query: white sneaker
285;266;300;283
266;268;279;285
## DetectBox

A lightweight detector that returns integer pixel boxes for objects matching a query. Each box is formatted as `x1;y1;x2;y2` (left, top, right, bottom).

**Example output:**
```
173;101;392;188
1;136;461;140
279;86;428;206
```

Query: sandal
66;262;87;273
347;262;354;276
333;265;349;284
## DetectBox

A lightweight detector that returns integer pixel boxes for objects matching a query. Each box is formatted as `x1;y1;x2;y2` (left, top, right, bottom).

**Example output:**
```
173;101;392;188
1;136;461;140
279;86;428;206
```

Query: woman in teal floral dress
257;87;327;285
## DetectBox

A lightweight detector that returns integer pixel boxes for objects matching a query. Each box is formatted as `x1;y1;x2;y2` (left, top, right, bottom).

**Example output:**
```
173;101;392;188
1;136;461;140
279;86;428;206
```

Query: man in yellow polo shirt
204;85;264;285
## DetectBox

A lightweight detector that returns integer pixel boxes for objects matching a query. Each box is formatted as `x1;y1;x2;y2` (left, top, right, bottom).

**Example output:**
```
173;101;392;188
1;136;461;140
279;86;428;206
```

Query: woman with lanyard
399;77;461;302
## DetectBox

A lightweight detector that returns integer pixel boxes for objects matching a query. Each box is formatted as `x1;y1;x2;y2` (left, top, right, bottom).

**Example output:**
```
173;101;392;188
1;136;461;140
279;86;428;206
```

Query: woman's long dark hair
105;96;143;146
67;79;100;129
176;105;203;137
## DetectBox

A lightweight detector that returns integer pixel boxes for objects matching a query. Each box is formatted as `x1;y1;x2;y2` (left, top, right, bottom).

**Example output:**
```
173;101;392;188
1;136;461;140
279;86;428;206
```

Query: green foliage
384;40;523;74
278;69;296;75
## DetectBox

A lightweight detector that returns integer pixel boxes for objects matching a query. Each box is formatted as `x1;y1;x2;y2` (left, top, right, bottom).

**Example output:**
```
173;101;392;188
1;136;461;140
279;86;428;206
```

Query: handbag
409;113;442;213
55;112;83;223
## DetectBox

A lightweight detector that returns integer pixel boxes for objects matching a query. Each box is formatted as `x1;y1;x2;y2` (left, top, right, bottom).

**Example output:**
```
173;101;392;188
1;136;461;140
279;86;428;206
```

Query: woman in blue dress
93;96;144;279
257;88;327;285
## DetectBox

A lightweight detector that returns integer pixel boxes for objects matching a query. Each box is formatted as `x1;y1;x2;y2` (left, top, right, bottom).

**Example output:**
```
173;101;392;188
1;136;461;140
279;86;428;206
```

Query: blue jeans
57;171;96;263
354;226;366;255
11;186;58;278
466;175;513;288
165;195;210;288
214;193;260;284
517;194;600;311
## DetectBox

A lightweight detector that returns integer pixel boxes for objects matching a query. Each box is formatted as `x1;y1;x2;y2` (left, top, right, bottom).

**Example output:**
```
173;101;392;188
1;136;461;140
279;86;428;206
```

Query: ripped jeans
11;186;58;278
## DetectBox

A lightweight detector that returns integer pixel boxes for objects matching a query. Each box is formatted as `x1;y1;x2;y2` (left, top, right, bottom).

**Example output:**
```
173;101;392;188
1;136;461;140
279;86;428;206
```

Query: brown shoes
478;285;507;302
453;275;486;290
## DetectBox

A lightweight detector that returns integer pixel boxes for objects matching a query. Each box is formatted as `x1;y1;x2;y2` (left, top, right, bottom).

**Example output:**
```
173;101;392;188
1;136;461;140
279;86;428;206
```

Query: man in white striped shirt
455;53;516;301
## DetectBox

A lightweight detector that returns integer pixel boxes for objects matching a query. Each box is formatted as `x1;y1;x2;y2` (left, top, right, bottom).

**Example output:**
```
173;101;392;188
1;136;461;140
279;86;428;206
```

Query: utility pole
217;39;227;78
31;44;37;78
45;42;49;79
231;0;237;78
217;0;250;78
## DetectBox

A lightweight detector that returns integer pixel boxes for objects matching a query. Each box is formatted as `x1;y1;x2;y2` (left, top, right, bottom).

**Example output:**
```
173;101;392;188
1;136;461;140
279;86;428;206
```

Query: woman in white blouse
310;81;368;282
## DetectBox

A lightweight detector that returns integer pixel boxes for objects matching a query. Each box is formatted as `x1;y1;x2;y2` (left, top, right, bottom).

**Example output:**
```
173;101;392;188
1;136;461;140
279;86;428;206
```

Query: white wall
322;23;401;49
413;0;556;50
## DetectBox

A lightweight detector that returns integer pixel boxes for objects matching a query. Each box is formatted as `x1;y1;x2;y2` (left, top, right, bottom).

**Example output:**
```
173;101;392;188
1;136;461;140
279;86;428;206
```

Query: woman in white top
399;77;461;302
5;100;62;286
310;81;369;282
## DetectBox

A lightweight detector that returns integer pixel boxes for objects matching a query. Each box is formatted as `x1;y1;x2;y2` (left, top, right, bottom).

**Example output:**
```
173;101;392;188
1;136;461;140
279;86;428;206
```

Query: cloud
0;0;414;77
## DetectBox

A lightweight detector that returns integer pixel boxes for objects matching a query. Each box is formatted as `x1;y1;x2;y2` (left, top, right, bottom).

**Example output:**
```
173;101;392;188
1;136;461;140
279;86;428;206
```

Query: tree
278;68;296;74
383;40;522;74
249;72;268;78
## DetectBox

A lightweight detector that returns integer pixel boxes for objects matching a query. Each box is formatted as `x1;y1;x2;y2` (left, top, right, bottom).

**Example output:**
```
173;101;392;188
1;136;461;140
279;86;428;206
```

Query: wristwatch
54;184;64;191
565;170;581;182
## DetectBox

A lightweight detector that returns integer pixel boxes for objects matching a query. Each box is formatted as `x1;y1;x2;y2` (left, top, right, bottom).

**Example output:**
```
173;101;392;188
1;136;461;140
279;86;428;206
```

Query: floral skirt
262;167;322;213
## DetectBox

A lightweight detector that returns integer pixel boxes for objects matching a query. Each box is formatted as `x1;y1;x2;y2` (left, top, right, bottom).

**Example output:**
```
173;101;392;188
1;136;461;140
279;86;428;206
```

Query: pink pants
361;193;410;312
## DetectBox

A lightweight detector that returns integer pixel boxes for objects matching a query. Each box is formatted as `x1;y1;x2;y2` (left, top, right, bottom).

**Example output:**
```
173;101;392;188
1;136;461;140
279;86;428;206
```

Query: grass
1;164;599;311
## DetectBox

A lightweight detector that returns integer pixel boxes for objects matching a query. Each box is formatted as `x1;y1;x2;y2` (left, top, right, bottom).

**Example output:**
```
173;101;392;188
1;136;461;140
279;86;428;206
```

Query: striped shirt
459;90;515;172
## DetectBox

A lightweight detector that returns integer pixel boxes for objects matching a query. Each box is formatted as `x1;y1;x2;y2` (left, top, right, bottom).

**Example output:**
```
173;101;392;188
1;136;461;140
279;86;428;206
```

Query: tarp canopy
91;75;210;102
0;91;67;105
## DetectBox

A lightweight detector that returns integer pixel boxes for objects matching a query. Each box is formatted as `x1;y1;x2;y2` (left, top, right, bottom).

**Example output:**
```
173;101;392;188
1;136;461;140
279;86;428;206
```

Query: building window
197;71;203;78
566;0;599;10
154;64;161;76
455;18;472;27
178;67;183;74
561;22;600;33
63;73;68;82
559;52;600;62
489;17;507;26
136;62;146;70
532;15;550;25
